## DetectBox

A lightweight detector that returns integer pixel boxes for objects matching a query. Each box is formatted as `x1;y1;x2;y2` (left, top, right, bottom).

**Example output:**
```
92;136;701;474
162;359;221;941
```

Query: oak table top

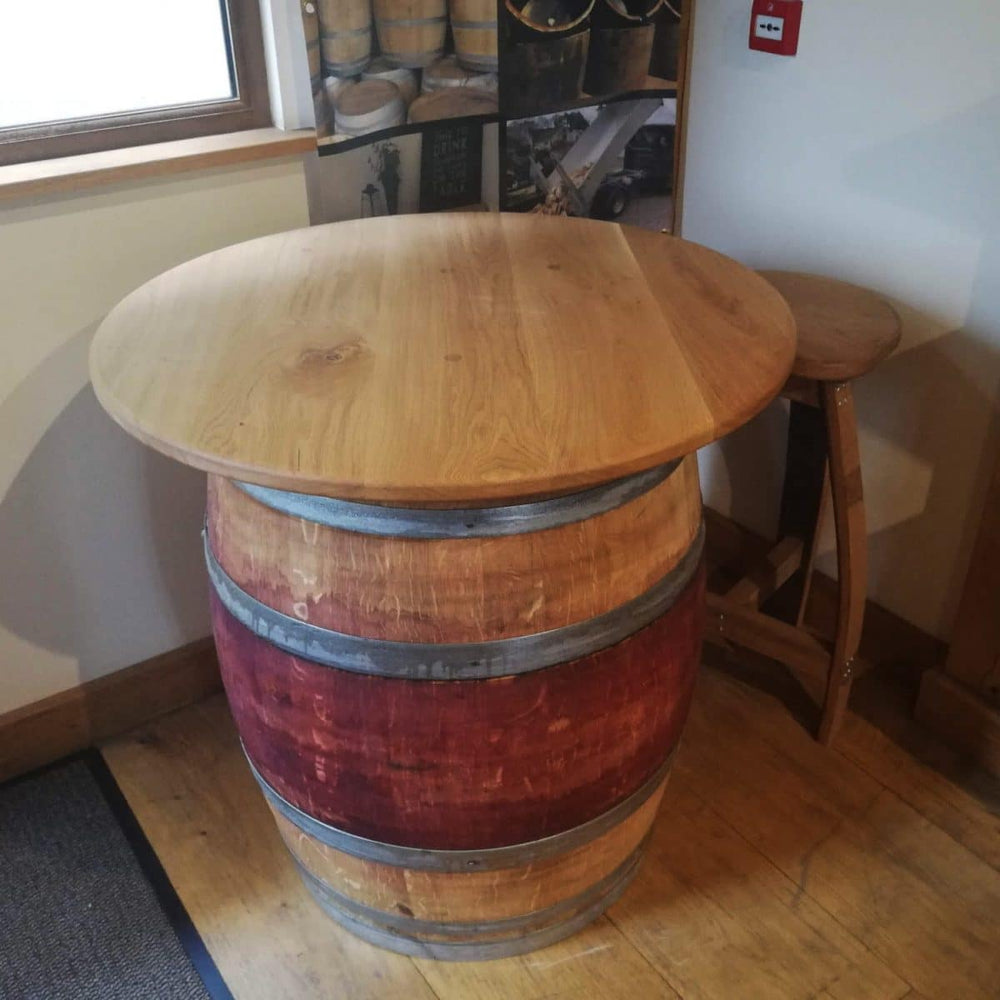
90;213;796;504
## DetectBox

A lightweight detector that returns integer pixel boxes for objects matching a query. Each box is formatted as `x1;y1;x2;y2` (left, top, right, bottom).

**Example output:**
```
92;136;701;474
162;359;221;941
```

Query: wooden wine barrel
451;0;499;71
583;24;655;94
502;0;596;117
322;73;356;109
648;5;682;81
334;80;406;137
374;0;447;68
362;57;419;107
317;0;372;77
421;54;498;93
205;455;704;955
506;0;596;37
583;0;662;95
596;0;664;22
408;87;499;122
89;213;797;961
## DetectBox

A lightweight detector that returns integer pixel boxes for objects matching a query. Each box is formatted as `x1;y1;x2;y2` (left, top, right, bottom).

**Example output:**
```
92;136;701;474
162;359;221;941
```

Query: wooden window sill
0;127;317;202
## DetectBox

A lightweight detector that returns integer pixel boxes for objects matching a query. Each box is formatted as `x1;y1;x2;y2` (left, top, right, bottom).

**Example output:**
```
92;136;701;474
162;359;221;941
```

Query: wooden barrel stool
89;214;795;960
706;272;902;746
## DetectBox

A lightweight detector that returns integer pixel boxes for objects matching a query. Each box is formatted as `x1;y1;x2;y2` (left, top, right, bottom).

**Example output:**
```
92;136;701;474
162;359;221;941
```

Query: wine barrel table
89;213;795;960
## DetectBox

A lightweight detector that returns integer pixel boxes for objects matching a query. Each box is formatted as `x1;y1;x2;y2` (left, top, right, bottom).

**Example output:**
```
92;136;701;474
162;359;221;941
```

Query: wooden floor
102;657;1000;1000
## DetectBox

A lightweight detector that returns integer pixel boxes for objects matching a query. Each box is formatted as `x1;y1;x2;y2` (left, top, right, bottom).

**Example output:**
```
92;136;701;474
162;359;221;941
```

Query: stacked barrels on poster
503;0;682;119
305;0;500;142
301;0;684;229
304;0;684;140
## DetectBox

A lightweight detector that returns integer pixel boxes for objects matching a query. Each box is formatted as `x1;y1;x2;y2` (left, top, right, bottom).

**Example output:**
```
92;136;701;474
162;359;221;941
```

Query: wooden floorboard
101;663;1000;1000
412;917;681;1000
678;665;1000;1000
607;773;907;1000
101;699;437;1000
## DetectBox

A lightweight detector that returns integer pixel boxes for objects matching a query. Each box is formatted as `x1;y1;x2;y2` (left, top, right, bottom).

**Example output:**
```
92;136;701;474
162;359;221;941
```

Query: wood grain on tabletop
89;213;795;503
759;270;901;382
206;455;702;642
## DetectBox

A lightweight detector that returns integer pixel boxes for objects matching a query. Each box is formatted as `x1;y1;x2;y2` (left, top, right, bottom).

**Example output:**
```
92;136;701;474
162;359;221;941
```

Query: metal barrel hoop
248;747;675;872
204;519;704;680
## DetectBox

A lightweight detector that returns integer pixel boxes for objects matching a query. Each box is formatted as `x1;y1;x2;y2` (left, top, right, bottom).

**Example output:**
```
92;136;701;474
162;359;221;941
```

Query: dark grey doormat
0;751;233;1000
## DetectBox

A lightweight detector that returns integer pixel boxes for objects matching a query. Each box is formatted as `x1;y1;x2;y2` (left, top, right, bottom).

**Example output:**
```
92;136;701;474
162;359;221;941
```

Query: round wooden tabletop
90;214;795;503
759;271;901;382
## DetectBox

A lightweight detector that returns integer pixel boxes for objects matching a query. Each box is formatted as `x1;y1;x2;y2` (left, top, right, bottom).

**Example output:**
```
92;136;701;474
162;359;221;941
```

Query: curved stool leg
819;381;867;745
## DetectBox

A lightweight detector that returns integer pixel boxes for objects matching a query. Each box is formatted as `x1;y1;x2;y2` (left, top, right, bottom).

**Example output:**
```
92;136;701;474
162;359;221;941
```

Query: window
0;0;270;165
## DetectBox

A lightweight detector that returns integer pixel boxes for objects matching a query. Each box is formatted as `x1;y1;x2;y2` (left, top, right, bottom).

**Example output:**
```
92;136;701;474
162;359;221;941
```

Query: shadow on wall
0;327;209;697
698;398;789;540
842;96;1000;634
708;96;1000;638
859;321;1000;635
705;322;1000;639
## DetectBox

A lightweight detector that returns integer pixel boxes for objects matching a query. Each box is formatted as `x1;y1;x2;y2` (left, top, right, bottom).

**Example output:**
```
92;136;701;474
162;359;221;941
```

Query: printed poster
300;0;684;231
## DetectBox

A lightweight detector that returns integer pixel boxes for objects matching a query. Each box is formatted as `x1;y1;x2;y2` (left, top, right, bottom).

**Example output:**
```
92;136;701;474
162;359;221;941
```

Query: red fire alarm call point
749;0;803;56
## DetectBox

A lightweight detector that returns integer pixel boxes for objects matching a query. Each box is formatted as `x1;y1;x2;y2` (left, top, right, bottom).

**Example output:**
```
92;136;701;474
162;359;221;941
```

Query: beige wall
684;0;1000;639
0;158;309;713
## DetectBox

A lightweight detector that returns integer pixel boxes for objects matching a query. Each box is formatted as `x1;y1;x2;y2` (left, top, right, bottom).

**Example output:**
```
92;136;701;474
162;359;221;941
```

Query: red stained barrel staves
211;566;704;851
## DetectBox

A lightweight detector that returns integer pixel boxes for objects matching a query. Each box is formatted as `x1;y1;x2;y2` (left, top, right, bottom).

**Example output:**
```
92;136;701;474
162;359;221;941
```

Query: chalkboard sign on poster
419;120;484;212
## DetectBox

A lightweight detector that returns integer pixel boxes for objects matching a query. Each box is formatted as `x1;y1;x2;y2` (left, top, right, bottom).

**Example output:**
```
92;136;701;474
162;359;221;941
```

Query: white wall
684;0;1000;639
0;159;309;713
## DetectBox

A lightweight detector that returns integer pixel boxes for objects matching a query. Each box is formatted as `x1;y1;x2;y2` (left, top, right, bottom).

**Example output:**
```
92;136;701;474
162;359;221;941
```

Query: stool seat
708;271;902;746
760;271;902;382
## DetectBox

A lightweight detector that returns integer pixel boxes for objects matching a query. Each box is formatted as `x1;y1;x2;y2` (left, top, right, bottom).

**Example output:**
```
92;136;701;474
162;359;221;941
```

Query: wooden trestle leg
817;381;867;745
706;378;870;746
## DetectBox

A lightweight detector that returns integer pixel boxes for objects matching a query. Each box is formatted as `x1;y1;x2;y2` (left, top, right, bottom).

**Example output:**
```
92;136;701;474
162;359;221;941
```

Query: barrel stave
211;564;703;849
207;455;700;643
451;0;499;71
317;0;372;77
584;23;656;94
270;777;665;924
261;779;665;957
374;0;448;68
